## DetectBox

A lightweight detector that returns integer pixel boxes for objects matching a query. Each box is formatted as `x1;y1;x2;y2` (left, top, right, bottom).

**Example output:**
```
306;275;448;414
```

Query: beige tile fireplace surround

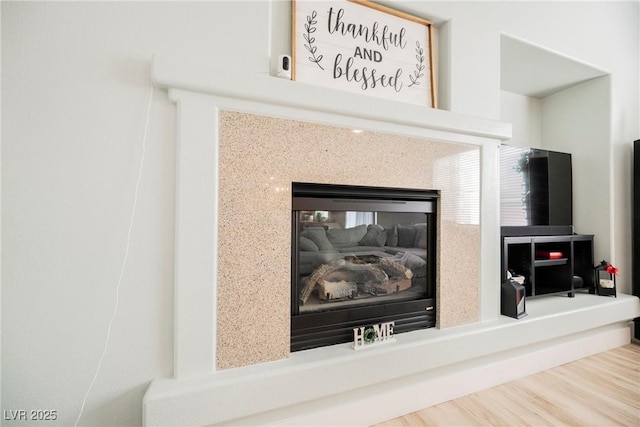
143;57;640;426
218;111;480;369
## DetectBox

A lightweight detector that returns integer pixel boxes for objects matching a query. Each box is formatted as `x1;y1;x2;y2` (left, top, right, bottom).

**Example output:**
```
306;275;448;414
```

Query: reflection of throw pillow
359;224;387;247
299;236;319;252
413;224;427;249
385;225;398;247
397;224;418;248
326;224;367;248
301;228;333;251
396;252;427;277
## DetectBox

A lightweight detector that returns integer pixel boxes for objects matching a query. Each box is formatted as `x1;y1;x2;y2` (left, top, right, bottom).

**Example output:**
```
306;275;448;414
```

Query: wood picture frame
292;0;437;108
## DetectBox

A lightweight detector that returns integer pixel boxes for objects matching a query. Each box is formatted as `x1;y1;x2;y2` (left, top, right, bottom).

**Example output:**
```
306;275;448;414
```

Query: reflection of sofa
298;223;428;275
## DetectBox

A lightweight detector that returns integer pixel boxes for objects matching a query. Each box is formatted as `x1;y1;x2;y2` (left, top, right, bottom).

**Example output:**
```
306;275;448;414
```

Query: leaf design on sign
303;10;324;70
408;41;425;87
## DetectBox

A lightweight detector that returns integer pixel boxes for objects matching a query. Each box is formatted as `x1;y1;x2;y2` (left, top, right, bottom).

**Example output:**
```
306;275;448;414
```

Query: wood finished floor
373;343;640;427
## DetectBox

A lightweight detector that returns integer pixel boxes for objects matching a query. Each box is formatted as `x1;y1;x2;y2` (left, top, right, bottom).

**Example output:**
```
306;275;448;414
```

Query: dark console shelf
534;258;568;267
502;234;594;298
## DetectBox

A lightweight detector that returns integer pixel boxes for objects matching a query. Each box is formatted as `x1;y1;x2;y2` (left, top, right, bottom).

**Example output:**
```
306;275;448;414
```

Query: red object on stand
535;250;564;259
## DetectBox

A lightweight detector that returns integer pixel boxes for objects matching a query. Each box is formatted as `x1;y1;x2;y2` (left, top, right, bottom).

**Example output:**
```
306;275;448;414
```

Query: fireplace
142;57;640;427
291;182;438;351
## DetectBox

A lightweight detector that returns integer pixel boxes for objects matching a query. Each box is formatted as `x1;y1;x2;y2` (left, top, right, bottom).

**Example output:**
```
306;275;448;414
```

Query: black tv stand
502;234;594;298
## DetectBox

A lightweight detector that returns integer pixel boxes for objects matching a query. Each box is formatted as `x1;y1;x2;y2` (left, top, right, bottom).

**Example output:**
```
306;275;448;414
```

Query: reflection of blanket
319;280;357;300
300;258;413;304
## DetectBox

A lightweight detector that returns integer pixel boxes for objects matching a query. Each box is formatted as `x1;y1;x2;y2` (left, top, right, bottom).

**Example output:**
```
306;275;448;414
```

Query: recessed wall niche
499;33;611;261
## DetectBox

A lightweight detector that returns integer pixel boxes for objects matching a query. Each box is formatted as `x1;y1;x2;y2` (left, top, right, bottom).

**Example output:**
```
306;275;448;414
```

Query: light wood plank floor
373;343;640;427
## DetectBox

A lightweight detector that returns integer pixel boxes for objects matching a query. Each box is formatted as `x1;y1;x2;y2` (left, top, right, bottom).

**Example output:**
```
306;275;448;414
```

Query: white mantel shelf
151;55;512;143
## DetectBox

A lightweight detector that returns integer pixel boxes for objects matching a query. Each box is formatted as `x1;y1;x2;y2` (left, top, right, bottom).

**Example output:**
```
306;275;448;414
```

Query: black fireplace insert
291;182;438;351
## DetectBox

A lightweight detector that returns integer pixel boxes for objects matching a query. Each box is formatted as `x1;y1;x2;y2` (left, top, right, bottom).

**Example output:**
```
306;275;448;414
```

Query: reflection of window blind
457;151;480;225
433;150;480;225
345;211;374;228
500;145;528;226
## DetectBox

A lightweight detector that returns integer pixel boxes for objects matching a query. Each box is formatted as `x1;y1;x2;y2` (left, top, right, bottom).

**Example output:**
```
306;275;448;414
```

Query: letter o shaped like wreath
363;327;378;344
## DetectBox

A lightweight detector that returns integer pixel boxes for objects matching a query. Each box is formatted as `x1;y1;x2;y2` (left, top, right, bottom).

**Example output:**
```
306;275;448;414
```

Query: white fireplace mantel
150;56;512;142
143;56;640;426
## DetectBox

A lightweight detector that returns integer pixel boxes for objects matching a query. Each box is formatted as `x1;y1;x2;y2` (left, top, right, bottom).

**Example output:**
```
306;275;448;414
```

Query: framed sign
292;0;436;108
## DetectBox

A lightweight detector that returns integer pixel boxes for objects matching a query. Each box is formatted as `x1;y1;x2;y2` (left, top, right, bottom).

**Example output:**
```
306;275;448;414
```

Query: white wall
2;2;269;425
2;1;638;426
500;91;542;148
542;76;612;258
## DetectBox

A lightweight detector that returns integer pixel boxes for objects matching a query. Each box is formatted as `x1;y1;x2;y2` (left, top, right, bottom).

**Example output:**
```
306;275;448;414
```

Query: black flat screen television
500;144;573;236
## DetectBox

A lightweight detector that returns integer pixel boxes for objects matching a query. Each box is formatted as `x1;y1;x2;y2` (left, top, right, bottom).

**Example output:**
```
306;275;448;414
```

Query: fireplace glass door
291;183;438;351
